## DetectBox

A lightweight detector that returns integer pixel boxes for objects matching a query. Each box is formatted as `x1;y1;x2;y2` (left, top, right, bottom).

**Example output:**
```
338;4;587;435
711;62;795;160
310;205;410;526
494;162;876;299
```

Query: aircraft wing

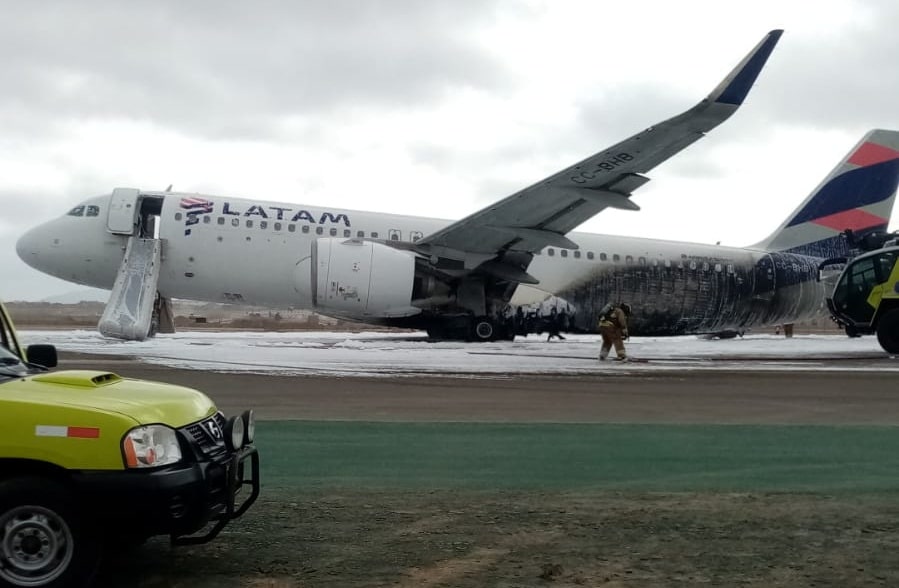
415;30;783;272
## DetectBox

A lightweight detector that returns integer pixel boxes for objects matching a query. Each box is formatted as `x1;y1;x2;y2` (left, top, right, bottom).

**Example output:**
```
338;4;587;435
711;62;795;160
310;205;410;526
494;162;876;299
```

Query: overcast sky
4;0;899;301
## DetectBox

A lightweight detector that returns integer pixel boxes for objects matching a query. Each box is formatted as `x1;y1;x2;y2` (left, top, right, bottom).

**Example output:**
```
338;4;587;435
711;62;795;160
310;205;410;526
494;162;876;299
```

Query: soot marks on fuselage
558;252;825;335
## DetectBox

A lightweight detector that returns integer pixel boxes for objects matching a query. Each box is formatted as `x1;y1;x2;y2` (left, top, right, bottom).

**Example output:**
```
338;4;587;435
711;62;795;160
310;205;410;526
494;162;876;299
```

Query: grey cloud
747;13;899;130
0;0;512;141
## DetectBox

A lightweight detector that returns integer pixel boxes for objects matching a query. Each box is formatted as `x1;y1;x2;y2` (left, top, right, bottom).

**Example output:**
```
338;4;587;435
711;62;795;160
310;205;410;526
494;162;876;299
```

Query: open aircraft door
107;187;140;235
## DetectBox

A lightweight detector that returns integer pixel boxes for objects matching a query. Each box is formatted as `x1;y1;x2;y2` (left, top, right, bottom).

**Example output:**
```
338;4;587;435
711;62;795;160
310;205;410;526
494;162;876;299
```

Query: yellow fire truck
826;244;899;353
0;300;259;587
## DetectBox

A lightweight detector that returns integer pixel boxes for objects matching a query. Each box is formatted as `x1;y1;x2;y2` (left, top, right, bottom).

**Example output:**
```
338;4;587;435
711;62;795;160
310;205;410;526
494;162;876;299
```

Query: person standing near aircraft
546;307;566;341
598;303;631;361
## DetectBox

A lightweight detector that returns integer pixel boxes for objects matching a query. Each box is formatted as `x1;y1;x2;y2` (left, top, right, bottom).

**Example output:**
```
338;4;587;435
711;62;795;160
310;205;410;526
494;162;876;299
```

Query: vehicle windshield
0;343;28;379
832;250;899;324
0;310;30;380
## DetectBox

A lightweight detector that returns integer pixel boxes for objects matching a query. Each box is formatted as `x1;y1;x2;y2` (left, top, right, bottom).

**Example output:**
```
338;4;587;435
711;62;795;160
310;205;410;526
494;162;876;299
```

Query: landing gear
471;317;494;341
425;316;514;342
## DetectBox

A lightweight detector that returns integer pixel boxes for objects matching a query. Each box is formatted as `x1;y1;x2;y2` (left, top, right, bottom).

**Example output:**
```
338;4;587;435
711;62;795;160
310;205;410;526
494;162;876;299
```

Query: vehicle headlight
122;425;183;468
242;410;255;444
225;415;244;451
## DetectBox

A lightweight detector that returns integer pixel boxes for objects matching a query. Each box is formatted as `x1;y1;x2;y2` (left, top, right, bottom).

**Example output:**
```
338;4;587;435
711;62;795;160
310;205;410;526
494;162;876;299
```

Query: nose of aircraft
15;223;54;272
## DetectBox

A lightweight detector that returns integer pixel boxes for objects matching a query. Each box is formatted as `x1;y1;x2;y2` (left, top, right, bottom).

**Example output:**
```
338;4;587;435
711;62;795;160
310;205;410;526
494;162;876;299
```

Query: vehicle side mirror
26;344;58;368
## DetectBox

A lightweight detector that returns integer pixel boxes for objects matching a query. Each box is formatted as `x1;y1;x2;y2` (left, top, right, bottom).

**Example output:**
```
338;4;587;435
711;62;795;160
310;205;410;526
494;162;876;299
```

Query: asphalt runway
60;351;899;425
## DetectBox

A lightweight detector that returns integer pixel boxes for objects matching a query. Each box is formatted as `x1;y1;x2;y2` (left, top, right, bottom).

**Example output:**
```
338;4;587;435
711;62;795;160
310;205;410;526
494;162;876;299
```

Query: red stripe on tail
811;208;887;232
848;142;899;167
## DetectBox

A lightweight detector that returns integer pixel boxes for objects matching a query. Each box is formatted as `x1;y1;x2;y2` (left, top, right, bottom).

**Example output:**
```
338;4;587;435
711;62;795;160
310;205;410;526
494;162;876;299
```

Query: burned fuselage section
556;250;826;335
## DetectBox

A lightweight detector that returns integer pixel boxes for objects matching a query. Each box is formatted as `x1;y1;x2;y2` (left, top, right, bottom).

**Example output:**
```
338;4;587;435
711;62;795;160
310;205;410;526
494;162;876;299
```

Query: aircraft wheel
0;477;100;588
471;318;495;342
876;309;899;354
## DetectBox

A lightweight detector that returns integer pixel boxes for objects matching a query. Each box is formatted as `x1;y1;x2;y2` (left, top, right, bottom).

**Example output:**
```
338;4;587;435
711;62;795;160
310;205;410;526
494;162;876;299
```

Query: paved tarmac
60;352;899;425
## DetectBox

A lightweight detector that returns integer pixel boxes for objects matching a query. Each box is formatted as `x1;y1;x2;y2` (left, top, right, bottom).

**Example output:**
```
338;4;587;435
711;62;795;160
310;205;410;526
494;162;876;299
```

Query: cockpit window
67;205;85;217
86;205;100;217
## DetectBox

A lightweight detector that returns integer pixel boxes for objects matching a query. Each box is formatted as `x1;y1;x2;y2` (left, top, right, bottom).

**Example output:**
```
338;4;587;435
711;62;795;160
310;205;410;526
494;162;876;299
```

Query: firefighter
598;302;631;361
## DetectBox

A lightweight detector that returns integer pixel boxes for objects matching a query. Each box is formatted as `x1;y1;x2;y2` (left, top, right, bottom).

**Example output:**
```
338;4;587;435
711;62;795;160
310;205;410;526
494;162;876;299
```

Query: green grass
254;421;899;493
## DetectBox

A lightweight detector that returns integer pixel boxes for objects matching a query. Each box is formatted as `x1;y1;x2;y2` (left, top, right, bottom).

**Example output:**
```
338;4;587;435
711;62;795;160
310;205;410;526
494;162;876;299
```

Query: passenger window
302;225;310;234
67;205;85;217
288;224;296;232
203;216;211;224
218;217;225;225
587;252;595;260
246;220;253;228
715;263;722;272
548;248;555;257
274;222;282;231
330;228;337;236
175;212;183;221
371;232;379;238
626;255;634;265
86;205;100;217
411;231;423;242
561;250;568;258
316;227;323;235
600;253;607;261
613;254;620;262
574;250;581;259
357;231;365;238
231;218;239;227
260;221;268;230
343;229;351;237
638;257;646;265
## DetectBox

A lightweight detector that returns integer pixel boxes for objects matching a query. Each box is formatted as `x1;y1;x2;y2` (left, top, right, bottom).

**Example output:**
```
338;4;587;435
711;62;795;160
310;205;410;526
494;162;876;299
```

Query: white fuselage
16;191;827;335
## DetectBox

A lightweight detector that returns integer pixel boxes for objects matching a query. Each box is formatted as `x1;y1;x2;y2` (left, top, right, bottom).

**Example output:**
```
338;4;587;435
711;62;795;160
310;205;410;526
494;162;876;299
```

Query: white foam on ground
19;329;898;377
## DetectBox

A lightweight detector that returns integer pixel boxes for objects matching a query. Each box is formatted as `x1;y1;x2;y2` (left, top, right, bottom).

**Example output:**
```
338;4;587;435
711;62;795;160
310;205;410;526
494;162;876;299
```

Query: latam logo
178;197;352;236
181;197;215;236
222;202;351;226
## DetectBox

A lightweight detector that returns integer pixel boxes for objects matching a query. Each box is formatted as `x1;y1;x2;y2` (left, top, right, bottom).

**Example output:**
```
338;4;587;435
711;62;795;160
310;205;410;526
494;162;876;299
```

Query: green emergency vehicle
826;244;899;353
0;301;259;587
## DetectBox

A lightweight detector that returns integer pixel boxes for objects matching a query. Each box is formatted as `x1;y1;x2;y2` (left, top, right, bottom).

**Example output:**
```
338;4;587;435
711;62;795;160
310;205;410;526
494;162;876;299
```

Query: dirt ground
96;490;899;588
57;353;899;587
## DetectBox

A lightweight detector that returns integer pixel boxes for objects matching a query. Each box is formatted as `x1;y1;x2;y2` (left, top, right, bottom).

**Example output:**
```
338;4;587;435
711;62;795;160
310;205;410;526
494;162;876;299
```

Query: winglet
708;29;783;106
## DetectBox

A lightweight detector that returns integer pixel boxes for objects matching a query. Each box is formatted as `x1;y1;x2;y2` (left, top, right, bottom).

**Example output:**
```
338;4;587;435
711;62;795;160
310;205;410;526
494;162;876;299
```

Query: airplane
15;30;899;341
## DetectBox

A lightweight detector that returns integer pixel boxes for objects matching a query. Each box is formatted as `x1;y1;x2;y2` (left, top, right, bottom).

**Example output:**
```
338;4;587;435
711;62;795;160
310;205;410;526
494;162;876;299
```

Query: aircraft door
107;187;141;235
753;254;776;299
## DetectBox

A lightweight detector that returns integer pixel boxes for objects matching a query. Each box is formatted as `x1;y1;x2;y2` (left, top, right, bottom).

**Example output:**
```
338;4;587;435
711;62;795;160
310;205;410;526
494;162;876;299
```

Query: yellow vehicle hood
16;370;217;428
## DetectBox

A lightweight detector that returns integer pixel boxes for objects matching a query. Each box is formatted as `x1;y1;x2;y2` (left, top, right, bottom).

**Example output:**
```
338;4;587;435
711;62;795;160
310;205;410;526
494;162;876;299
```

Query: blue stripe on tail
787;159;899;227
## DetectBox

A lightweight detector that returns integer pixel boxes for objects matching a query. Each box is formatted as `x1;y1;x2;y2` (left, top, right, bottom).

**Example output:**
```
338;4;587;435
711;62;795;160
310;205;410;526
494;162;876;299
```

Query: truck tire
876;309;899;354
0;477;100;588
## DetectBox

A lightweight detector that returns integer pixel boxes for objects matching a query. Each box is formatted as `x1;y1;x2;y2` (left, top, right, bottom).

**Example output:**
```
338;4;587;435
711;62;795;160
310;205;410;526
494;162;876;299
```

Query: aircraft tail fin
752;129;899;257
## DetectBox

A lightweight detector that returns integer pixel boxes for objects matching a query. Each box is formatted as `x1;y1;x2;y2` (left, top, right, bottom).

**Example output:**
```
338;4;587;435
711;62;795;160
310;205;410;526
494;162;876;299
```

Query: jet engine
306;238;420;318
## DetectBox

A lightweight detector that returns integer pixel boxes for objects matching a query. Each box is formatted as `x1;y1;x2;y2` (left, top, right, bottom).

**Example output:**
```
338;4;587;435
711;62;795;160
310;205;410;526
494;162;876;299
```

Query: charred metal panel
558;252;825;335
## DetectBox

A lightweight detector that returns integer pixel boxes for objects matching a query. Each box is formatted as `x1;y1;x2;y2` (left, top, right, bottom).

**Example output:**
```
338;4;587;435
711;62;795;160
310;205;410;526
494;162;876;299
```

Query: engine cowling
308;238;420;318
